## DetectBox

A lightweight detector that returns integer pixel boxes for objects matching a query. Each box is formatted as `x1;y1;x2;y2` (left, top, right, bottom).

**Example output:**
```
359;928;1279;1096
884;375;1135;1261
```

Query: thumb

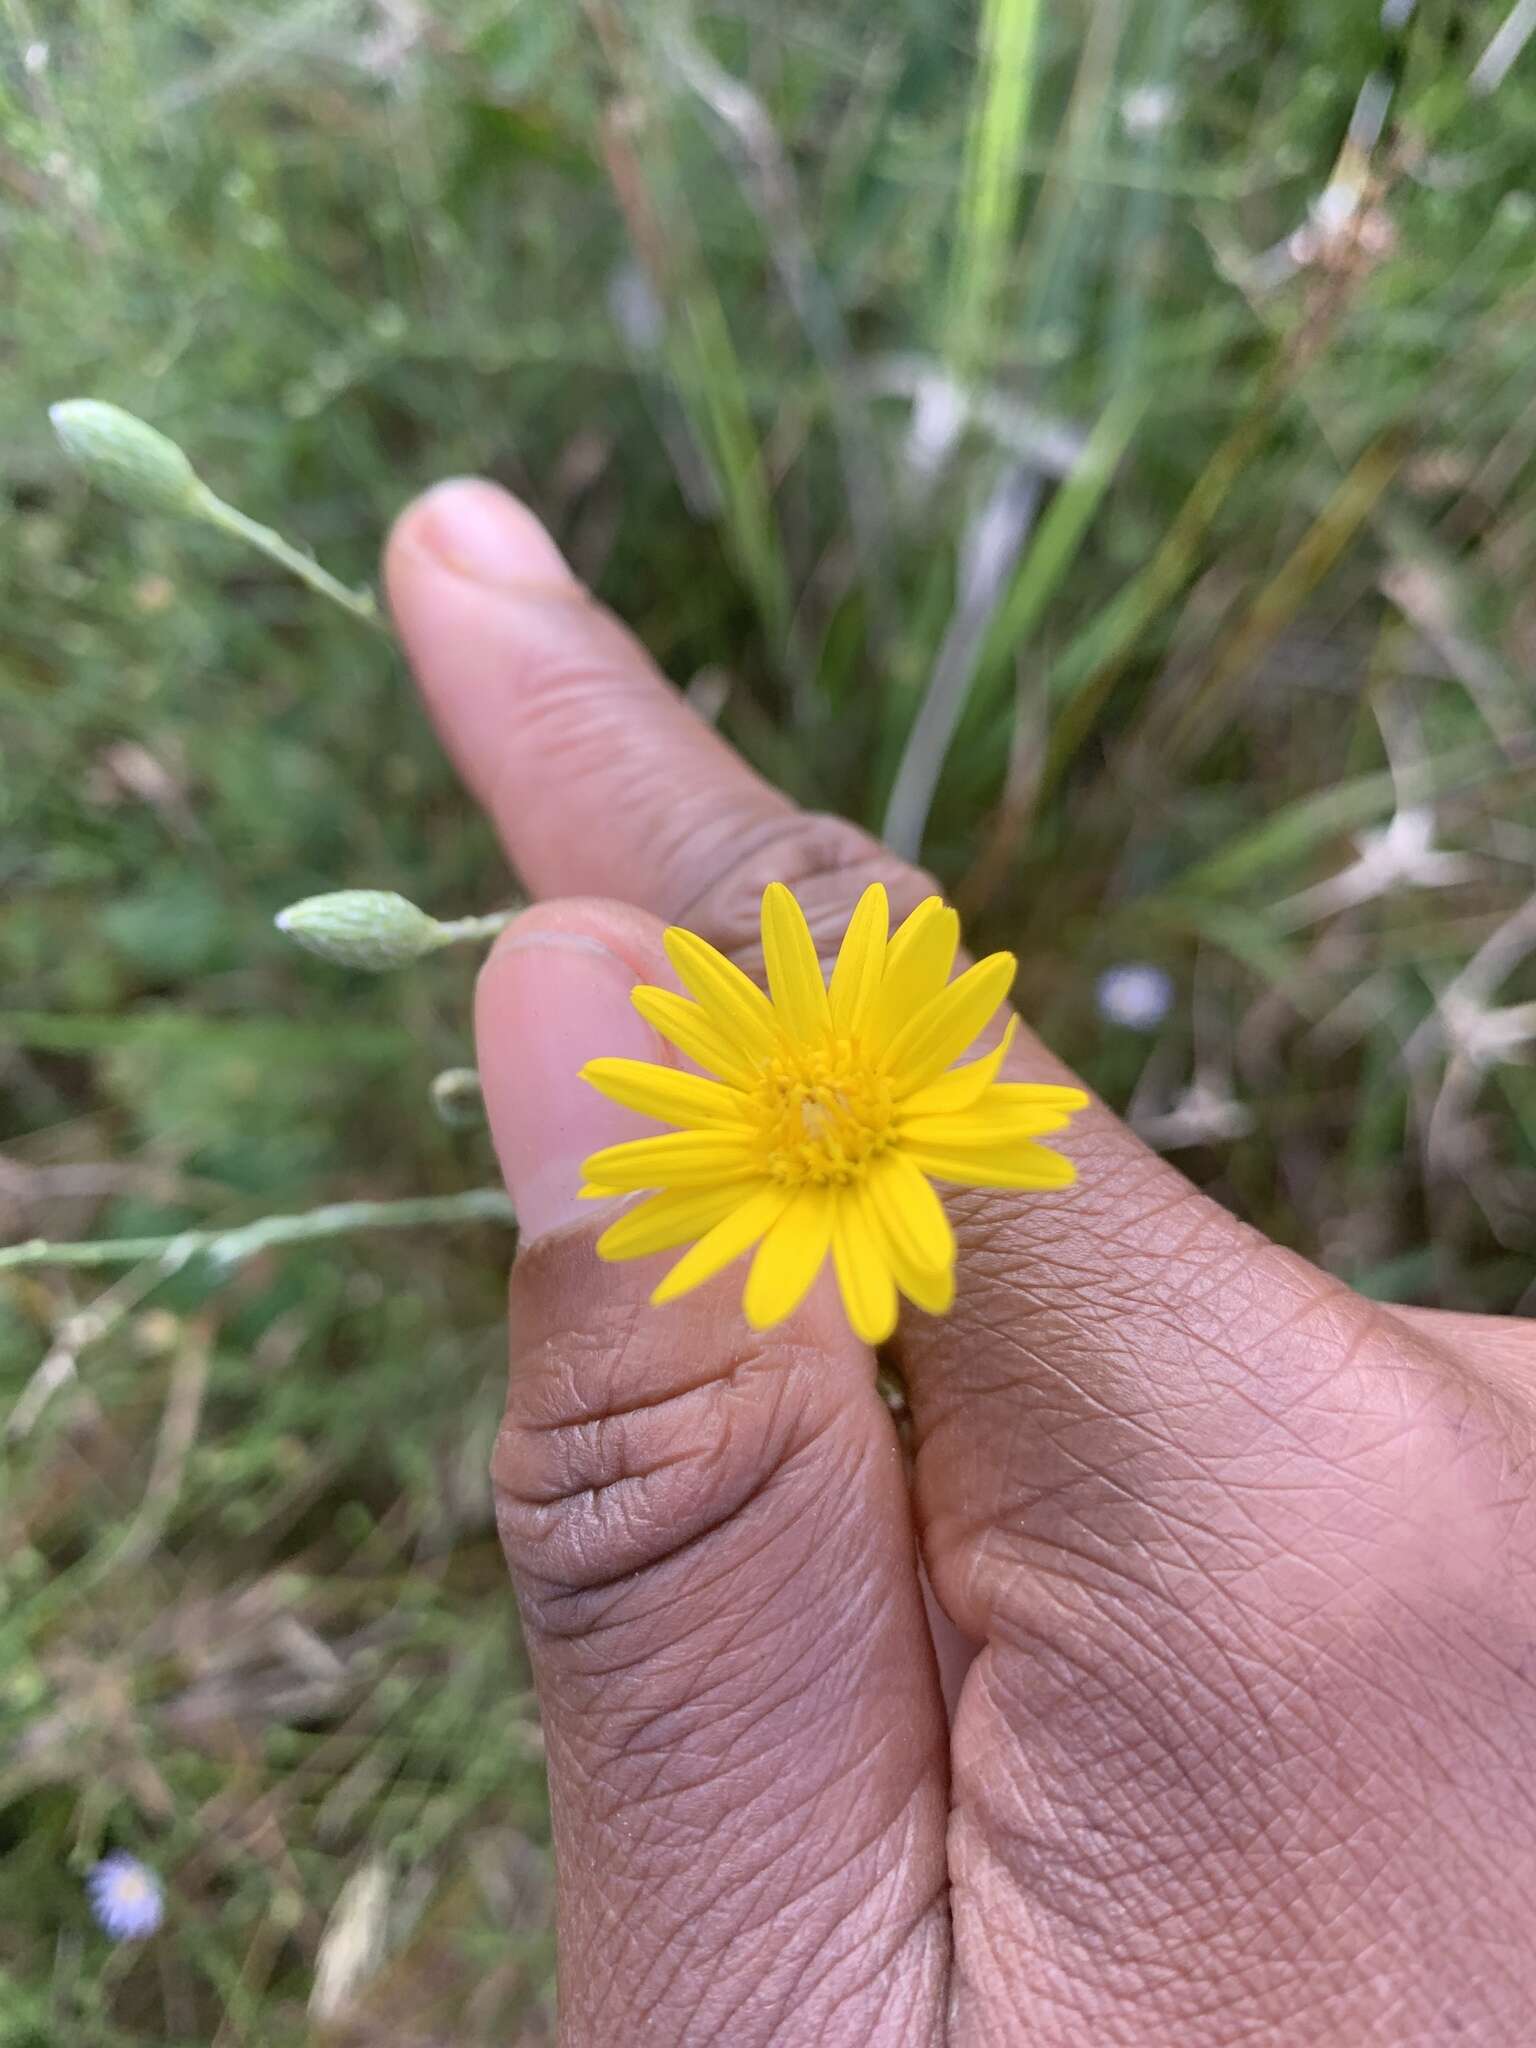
476;898;949;2048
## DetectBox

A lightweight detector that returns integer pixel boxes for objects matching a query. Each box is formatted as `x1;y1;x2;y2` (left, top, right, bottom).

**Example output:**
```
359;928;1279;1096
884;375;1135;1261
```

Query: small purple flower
1096;963;1174;1033
87;1853;164;1940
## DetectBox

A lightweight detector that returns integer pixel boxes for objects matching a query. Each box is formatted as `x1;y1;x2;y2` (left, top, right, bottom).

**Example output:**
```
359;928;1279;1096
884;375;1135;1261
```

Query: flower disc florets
579;882;1087;1344
755;1039;896;1186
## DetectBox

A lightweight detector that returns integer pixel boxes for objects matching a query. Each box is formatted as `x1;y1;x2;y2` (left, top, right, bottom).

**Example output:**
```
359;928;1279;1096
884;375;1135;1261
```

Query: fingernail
476;926;661;1243
408;479;574;592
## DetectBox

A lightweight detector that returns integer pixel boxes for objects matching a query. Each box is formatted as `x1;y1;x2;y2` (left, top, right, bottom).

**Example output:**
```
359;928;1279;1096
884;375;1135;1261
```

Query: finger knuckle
492;1285;829;1637
677;812;940;969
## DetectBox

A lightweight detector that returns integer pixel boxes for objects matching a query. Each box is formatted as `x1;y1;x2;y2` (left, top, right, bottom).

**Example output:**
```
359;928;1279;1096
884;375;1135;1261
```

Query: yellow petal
581;1056;749;1128
989;1081;1091;1112
903;1140;1077;1191
884;952;1017;1096
827;883;889;1036
630;986;760;1087
862;1162;954;1314
663;927;779;1055
900;1016;1019;1117
582;1129;762;1193
761;882;831;1042
831;1187;898;1345
597;1182;765;1261
870;898;958;1049
743;1183;835;1329
865;1150;955;1274
651;1184;793;1305
878;1226;956;1315
900;1105;1075;1148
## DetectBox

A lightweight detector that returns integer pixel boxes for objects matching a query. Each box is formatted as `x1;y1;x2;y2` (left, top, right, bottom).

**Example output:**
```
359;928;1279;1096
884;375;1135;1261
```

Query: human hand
387;479;1536;2047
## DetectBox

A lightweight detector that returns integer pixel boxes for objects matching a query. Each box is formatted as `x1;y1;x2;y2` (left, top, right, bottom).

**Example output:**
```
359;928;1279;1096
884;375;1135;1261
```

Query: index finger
387;479;799;914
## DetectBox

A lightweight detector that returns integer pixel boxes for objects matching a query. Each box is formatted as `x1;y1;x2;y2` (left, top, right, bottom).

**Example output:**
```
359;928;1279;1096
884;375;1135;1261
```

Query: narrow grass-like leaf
949;0;1042;368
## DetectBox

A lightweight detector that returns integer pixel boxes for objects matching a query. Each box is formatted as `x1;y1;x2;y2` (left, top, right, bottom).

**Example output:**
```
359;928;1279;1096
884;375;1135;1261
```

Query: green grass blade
949;0;1042;370
977;388;1144;693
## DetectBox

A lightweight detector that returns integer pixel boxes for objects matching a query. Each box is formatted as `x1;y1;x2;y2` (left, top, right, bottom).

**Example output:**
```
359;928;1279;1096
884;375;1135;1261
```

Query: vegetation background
3;0;1534;2039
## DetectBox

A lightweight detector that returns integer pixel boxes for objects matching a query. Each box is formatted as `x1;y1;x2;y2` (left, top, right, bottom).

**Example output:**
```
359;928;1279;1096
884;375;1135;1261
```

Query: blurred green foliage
3;0;1535;2036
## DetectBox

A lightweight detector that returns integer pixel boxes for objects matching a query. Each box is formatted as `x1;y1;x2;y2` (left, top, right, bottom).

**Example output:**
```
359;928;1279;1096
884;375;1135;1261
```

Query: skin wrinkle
925;1245;1466;1540
672;813;940;967
780;1846;950;2047
974;1384;1515;1736
780;1877;948;2040
521;1399;886;1664
564;1490;899;1777
1083;1558;1316;1738
524;1474;868;1679
1260;1806;1499;2016
958;1744;1441;2048
498;1306;838;1607
978;1613;1303;1851
481;632;785;909
950;1526;1535;2041
1203;1587;1437;1740
950;1474;1531;1884
962;1343;1531;1875
921;1392;1236;1630
696;1668;909;1831
592;1662;916;1855
590;1775;939;2014
950;1318;1236;1499
567;1763;943;2046
580;1388;788;1548
955;1798;1209;1983
513;1340;799;1431
520;1290;812;1434
724;1822;889;1971
507;1444;785;1618
642;1776;852;1937
576;1634;804;1782
532;1505;839;1688
826;1931;949;2048
647;1597;832;1759
720;1762;937;1949
544;1686;946;2043
730;1908;941;2048
1011;1662;1253;1859
938;1210;1259;1362
527;1463;835;1669
1105;1426;1409;1606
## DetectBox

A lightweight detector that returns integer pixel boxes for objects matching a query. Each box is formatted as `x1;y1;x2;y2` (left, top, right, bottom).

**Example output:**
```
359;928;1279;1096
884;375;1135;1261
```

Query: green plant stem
197;487;383;626
0;1188;515;1275
433;911;518;949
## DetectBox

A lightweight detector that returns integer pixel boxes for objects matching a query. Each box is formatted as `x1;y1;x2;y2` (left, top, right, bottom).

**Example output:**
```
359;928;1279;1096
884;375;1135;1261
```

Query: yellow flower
578;883;1086;1344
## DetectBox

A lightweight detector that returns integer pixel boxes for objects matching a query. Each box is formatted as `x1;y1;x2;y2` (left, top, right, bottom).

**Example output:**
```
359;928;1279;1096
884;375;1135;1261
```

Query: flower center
753;1037;894;1186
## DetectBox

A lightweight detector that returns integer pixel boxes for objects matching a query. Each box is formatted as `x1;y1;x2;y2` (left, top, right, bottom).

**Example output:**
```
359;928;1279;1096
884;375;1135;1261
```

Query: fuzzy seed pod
50;400;206;517
275;891;447;972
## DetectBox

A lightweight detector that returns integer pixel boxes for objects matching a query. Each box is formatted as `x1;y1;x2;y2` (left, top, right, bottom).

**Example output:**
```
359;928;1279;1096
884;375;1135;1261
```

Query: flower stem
433;911;518;949
0;1187;515;1275
198;487;383;627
